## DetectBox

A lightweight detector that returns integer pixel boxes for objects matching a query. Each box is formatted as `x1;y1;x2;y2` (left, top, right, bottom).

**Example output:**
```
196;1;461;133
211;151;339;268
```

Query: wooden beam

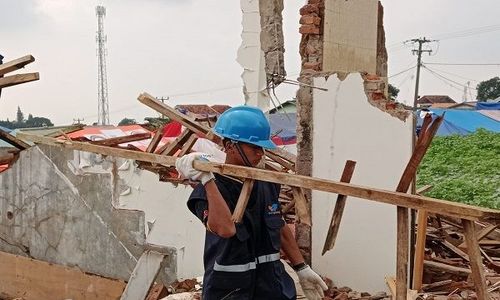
416;185;433;195
138;93;213;139
232;179;255;223
0;130;31;149
412;210;428;290
395;115;444;298
322;160;357;255
0;72;39;89
423;260;471;277
458;224;498;248
0;250;125;299
157;128;192;155
462;219;490;300
178;133;198;157
396;206;409;300
146;126;166;153
0;55;35;76
18;133;500;223
91;132;151;147
441;240;469;261
291;186;311;226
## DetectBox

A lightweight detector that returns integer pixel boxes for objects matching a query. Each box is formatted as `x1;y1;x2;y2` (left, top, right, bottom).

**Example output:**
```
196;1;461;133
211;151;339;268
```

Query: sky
1;0;499;126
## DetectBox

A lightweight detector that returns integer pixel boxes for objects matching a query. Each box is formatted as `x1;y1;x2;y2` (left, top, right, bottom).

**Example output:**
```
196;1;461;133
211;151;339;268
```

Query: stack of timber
415;214;500;299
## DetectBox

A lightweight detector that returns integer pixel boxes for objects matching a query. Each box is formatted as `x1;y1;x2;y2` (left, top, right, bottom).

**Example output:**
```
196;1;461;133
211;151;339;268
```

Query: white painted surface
238;0;271;109
118;166;205;280
311;73;412;292
120;250;166;300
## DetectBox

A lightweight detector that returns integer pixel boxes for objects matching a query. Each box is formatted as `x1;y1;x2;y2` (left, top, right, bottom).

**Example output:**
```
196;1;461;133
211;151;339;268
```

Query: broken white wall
310;73;412;292
323;0;379;74
238;0;270;109
117;166;205;279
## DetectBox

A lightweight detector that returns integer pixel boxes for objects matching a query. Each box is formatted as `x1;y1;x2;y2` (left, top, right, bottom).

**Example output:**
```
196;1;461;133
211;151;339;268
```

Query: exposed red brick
371;92;385;101
299;15;318;25
299;24;320;35
303;61;321;71
385;102;397;110
364;73;380;81
300;4;319;15
308;0;322;4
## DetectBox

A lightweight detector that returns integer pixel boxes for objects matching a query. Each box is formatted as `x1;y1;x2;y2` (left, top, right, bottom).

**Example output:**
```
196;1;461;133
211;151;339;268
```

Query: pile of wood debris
416;215;500;299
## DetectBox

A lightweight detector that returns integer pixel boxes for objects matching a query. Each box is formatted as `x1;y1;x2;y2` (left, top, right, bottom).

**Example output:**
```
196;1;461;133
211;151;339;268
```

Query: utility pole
410;37;433;109
156;96;169;118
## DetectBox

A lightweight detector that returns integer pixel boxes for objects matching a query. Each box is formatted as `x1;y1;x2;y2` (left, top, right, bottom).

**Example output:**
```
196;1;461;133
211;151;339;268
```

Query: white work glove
296;265;328;300
175;152;215;185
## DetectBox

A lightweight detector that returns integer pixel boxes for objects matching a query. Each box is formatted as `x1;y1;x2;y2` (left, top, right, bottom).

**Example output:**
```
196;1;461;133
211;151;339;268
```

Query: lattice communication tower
96;5;109;125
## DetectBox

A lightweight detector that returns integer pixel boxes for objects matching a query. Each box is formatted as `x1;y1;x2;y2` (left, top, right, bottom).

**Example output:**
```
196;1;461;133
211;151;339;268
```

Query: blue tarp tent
419;109;500;136
476;102;500;110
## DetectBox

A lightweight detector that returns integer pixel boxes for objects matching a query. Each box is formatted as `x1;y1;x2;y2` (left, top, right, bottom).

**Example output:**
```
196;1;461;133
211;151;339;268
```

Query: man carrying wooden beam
175;106;327;300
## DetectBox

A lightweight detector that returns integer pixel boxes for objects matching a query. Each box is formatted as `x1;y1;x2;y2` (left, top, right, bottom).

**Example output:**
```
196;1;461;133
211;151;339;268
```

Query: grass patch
417;129;500;210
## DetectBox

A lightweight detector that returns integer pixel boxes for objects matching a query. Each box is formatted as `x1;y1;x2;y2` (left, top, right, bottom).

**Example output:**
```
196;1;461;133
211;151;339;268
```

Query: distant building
417;95;456;108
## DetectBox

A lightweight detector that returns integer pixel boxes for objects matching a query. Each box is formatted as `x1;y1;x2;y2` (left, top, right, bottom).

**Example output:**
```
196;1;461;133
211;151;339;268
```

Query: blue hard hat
213;105;276;150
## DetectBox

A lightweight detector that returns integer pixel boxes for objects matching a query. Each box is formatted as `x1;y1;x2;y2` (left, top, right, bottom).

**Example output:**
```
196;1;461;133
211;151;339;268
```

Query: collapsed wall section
0;146;144;281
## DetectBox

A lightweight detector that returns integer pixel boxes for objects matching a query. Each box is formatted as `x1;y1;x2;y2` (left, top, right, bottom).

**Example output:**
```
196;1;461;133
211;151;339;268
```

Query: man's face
226;141;264;167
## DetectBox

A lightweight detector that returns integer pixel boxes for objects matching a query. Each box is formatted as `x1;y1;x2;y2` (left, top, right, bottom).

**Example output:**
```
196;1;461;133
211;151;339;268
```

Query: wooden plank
292;187;311;226
416;185;433;195
396;206;409;300
231;179;255;223
441;240;470;261
0;129;31;149
18;133;500;223
0;72;39;89
386;276;396;298
395;116;444;298
0;250;125;299
146;126;166;153
0;55;35;76
138;93;213;139
321;160;357;255
462;219;490;300
157;128;192;155
91;132;151;147
412;210;428;290
120;250;166;300
423;260;471;277
139;92;297;167
178;133;198;157
265;150;295;171
459;224;498;248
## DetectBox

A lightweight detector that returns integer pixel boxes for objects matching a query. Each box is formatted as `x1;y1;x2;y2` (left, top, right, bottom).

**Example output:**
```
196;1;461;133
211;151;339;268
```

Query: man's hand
296;265;328;300
175;152;215;185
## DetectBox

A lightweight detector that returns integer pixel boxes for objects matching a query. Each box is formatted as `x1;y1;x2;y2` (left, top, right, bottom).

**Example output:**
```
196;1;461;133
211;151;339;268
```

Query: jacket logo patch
267;203;280;215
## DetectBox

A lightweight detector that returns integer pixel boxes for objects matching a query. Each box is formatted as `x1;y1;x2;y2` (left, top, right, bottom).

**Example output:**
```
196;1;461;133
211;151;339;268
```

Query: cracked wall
0;146;145;281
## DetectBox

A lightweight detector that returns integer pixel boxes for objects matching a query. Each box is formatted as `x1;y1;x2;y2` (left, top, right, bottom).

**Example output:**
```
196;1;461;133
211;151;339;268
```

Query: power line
421;65;477;91
421;64;478;82
424;62;500;66
432;24;500;41
388;65;416;79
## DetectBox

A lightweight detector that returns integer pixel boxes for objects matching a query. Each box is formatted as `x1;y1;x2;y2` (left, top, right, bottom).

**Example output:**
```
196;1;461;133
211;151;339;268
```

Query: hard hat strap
232;140;253;167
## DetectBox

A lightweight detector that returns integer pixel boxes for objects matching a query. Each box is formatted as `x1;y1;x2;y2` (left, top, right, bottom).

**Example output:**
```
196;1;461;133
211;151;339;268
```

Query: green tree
25;116;53;127
16;106;24;123
144;116;169;130
476;76;500;101
118;118;137;126
388;84;400;101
